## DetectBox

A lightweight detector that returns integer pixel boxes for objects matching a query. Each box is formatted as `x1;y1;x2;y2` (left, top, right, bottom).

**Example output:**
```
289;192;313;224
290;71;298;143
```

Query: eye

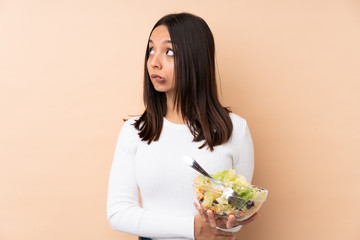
166;49;174;56
148;48;154;55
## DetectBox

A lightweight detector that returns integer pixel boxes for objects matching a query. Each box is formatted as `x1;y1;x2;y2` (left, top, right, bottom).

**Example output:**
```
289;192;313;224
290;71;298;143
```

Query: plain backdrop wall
1;0;359;239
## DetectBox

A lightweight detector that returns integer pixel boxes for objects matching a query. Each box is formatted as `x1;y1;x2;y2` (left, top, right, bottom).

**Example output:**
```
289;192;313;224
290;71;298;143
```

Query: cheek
146;59;151;71
171;67;175;82
167;61;174;77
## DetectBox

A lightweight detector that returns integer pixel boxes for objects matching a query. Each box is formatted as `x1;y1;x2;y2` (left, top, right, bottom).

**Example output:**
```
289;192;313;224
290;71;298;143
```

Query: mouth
151;74;166;83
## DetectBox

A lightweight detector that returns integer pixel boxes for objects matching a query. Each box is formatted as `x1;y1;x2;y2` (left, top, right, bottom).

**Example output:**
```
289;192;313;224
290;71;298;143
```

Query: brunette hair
134;12;233;151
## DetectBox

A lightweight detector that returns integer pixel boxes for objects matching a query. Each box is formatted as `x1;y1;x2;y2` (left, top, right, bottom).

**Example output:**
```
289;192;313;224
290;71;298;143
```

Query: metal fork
183;155;247;210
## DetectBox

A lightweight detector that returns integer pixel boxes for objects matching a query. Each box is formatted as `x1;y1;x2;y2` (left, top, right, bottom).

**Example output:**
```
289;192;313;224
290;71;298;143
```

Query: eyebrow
148;39;173;44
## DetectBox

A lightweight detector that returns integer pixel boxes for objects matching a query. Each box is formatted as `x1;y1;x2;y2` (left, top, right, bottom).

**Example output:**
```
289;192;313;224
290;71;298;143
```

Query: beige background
1;0;360;239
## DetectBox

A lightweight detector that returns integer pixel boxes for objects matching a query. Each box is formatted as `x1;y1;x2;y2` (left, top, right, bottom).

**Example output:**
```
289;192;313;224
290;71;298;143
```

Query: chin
154;88;169;93
153;85;172;93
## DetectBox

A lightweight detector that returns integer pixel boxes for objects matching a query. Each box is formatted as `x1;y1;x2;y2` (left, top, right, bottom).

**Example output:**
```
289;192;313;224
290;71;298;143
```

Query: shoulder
229;112;250;140
123;115;141;127
118;116;141;138
229;113;248;130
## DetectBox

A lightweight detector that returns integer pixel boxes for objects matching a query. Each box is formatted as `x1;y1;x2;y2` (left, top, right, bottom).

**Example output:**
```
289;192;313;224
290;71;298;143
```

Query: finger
226;214;236;229
207;210;217;227
198;207;208;221
215;230;233;238
193;202;208;222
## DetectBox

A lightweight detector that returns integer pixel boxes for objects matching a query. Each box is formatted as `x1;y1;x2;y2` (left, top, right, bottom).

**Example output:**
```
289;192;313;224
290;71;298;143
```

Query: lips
151;74;166;83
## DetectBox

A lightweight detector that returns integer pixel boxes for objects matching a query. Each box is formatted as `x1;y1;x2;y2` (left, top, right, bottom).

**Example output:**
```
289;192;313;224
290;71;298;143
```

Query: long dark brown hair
134;12;233;151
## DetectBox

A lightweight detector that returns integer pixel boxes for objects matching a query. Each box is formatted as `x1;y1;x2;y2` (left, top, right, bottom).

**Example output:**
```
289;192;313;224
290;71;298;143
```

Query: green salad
194;169;267;218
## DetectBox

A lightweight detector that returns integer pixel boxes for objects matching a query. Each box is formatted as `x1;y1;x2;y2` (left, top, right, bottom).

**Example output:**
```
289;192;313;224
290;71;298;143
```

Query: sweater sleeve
232;119;254;183
106;119;194;239
226;118;254;232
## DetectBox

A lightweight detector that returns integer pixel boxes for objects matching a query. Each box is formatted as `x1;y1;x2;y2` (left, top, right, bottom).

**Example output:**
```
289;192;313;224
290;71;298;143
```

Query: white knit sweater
107;113;254;240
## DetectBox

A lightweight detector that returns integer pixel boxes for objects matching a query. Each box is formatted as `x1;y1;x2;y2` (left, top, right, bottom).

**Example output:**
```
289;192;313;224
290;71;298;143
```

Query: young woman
107;13;258;240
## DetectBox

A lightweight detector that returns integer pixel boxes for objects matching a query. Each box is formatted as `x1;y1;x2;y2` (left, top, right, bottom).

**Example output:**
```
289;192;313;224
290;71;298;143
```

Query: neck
165;93;184;124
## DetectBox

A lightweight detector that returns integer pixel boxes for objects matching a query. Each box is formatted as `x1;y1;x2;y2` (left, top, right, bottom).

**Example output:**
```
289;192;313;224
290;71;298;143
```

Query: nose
149;53;162;70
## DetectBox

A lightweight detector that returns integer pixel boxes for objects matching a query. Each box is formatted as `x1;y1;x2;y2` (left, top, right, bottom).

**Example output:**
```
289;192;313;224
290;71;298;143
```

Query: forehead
149;25;171;42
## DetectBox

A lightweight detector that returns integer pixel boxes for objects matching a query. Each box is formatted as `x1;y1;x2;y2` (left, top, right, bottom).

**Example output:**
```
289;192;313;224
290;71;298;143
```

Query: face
147;25;175;96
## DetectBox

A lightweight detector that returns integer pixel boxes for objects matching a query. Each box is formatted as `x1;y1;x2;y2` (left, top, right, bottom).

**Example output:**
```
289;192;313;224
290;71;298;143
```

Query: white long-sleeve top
107;113;254;240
